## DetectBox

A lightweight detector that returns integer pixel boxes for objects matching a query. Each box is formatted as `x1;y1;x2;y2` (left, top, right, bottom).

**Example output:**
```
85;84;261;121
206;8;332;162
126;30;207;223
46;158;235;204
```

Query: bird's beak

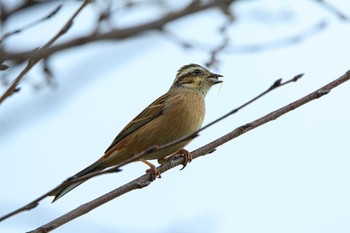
207;73;223;85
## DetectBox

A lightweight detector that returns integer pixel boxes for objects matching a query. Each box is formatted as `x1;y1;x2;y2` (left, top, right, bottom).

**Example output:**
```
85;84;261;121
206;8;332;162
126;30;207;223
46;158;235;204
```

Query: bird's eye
193;69;202;75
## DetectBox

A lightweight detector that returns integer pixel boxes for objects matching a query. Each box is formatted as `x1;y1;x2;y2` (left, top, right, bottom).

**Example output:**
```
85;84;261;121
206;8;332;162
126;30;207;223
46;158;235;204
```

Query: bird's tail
51;161;103;203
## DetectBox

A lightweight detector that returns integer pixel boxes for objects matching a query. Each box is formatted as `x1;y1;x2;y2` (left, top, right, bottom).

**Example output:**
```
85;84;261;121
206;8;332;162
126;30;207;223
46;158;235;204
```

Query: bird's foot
178;149;192;170
141;159;161;180
158;149;192;170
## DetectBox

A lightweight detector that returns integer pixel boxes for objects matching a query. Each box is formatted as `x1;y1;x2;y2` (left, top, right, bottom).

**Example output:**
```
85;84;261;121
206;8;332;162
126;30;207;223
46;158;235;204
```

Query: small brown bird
52;64;223;202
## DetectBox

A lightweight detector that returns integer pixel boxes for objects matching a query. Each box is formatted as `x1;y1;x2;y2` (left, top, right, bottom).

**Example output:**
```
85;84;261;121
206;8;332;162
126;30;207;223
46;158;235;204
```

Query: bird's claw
157;149;192;170
147;166;161;180
178;149;192;170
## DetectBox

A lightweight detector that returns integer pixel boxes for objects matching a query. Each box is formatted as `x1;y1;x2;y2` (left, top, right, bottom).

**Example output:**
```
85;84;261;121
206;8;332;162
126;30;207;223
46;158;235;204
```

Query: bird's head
171;64;223;96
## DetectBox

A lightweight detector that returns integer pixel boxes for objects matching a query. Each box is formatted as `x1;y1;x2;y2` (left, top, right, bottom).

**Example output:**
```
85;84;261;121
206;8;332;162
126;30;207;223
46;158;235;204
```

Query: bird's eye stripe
176;75;194;84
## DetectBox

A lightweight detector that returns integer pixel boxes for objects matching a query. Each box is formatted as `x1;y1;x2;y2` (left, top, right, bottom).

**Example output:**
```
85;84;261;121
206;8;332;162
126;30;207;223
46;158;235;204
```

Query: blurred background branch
1;0;345;104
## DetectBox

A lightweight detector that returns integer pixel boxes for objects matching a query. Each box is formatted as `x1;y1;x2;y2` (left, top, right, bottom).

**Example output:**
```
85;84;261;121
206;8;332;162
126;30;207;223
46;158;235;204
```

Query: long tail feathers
51;161;103;203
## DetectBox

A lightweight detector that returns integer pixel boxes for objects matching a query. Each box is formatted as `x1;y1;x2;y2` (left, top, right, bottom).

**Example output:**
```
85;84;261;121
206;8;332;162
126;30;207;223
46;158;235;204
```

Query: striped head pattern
171;64;223;95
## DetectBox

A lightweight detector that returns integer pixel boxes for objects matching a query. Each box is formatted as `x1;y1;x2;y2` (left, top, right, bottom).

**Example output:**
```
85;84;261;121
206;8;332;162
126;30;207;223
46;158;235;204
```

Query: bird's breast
164;91;205;136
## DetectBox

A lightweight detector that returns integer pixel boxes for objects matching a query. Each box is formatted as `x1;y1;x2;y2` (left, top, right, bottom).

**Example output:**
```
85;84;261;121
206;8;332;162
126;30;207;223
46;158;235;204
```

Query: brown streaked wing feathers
104;93;169;153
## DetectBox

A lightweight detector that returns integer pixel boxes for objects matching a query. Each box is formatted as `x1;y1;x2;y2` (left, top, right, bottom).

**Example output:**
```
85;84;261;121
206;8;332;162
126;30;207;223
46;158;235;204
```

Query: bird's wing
104;92;169;153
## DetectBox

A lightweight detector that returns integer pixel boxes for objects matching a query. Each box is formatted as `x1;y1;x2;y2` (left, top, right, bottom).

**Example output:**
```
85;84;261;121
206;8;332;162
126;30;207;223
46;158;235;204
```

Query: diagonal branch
0;0;236;61
314;0;349;20
27;70;350;232
0;0;92;105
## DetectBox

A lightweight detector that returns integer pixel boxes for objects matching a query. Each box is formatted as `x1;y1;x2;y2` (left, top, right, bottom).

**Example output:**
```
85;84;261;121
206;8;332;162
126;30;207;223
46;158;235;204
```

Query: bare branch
0;4;62;43
314;0;349;20
0;0;236;61
163;19;327;55
205;20;232;68
227;20;328;53
205;1;234;68
0;0;92;105
27;70;350;233
0;0;41;23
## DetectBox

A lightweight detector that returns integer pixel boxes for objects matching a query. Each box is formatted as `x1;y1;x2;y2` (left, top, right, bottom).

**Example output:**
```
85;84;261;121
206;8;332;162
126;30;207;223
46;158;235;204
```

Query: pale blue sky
1;1;350;233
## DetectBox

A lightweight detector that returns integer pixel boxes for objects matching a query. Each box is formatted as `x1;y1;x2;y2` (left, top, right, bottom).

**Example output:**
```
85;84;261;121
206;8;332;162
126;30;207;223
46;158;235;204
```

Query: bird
51;63;223;202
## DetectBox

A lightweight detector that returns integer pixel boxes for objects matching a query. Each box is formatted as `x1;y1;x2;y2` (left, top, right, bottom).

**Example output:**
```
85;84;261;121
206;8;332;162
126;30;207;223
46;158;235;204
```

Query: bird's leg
140;159;161;180
158;149;192;170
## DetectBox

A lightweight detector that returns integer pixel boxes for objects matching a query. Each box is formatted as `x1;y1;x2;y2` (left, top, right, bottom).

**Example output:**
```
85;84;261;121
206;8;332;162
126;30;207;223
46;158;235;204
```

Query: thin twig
0;4;62;43
0;0;236;61
28;70;350;233
0;0;91;105
229;20;328;53
0;1;41;23
314;0;349;20
163;20;327;55
206;3;234;68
